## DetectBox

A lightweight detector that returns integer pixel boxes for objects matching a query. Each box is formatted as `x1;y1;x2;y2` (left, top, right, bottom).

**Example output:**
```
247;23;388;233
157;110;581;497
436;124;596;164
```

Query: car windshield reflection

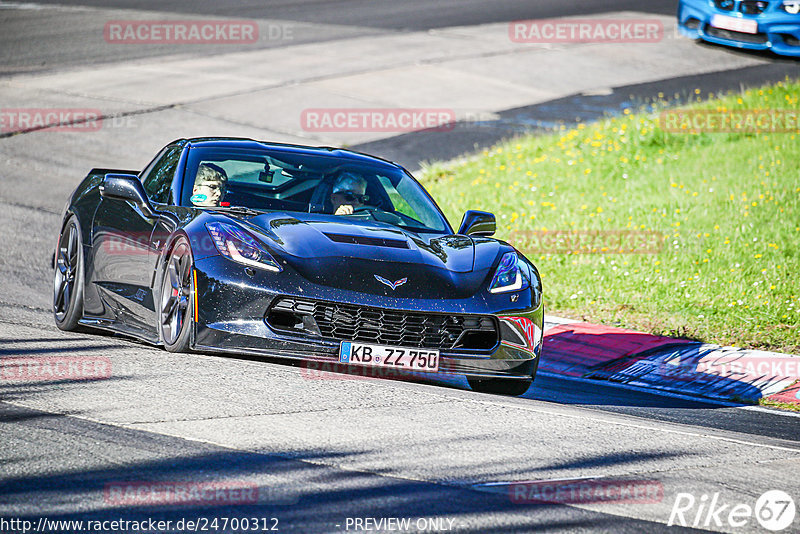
180;147;450;234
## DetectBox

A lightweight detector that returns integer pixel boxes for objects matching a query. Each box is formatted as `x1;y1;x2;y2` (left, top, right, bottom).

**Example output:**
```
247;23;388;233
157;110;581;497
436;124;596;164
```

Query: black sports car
53;138;543;395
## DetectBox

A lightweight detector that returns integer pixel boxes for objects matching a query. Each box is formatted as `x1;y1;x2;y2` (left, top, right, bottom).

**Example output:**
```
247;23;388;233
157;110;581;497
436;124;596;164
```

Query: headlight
489;251;530;293
206;222;282;272
783;1;800;14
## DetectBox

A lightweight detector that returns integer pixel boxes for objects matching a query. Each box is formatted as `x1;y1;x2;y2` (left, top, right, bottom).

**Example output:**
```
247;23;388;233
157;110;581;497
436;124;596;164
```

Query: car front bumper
191;255;543;381
678;0;800;56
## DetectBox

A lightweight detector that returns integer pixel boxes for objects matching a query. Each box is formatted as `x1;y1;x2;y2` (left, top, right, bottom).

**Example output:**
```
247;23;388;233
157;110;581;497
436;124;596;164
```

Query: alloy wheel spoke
178;252;191;284
169;308;181;339
169;262;181;292
162;295;177;318
54;280;67;310
58;249;70;274
67;227;77;266
62;284;71;312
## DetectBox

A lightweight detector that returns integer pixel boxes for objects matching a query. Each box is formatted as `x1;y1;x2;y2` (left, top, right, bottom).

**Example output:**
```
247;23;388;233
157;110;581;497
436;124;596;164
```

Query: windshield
180;147;450;233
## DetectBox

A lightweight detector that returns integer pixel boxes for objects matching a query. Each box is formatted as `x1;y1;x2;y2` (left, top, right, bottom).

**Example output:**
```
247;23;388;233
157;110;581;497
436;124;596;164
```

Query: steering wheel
350;206;375;214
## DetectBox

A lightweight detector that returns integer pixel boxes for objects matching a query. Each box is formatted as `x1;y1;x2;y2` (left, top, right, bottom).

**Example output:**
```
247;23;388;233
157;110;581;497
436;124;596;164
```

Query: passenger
191;163;228;207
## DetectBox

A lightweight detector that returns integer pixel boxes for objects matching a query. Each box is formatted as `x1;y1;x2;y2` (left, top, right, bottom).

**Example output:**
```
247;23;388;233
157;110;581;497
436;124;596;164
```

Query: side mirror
457;210;496;236
100;173;155;218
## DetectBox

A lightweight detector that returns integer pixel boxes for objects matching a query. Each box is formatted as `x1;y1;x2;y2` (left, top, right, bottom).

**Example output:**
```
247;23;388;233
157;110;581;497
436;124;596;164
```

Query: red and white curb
542;316;800;406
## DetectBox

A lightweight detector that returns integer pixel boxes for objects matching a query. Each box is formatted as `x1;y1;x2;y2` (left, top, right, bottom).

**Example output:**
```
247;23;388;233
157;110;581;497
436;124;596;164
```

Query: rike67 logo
669;490;796;531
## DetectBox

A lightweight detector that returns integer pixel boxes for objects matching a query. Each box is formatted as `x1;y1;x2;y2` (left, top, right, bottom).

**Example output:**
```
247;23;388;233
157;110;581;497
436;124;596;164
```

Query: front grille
740;0;769;14
267;297;499;351
714;0;736;11
706;26;768;43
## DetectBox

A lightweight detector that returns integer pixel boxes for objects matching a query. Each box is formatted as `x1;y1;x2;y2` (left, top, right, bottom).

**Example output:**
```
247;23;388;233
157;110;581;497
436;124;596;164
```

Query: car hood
242;212;503;298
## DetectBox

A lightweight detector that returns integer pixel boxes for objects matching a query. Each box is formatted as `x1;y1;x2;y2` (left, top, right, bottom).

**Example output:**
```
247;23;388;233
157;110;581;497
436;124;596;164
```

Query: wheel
53;216;85;331
159;237;194;352
468;377;532;396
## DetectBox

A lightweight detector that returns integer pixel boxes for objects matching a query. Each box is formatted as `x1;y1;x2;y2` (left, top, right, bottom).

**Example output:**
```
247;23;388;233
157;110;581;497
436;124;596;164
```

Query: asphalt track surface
2;0;680;74
10;0;681;30
1;1;800;533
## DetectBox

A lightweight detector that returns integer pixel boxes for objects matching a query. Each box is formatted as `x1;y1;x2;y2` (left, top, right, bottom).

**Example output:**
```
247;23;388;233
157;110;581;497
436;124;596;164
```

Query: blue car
678;0;800;57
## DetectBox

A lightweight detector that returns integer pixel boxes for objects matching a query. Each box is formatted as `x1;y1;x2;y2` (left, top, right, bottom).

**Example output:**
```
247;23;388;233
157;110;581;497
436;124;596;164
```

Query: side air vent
782;34;800;46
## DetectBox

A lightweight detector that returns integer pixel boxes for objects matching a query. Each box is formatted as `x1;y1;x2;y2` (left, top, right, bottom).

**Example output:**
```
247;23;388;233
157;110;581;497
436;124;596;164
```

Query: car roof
182;137;402;170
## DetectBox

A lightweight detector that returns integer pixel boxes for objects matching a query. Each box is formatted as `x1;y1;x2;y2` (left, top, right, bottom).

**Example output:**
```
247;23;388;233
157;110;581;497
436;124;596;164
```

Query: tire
159;237;194;353
467;377;532;396
53;216;85;331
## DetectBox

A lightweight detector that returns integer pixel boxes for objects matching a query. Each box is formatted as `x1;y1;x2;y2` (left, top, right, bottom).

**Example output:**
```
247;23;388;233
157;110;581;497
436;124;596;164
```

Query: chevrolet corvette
53;138;544;395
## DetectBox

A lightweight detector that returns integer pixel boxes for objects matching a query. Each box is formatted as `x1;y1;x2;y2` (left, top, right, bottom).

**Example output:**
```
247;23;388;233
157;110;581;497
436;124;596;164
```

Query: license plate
339;341;439;372
710;14;758;34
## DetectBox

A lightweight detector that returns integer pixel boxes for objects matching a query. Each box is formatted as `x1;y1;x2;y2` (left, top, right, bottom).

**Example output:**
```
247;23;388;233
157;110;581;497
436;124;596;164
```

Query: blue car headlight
206;222;282;272
489;251;531;294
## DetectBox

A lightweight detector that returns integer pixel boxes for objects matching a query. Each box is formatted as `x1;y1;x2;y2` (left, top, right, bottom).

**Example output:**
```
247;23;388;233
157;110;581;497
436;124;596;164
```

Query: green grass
419;79;800;354
759;396;800;413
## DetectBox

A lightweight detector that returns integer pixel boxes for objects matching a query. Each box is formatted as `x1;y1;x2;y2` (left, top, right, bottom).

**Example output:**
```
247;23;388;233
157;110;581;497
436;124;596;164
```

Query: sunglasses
336;191;368;203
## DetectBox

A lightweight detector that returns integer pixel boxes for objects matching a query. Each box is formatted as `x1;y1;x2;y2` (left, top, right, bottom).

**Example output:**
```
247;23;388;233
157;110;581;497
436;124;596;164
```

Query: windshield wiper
210;205;263;217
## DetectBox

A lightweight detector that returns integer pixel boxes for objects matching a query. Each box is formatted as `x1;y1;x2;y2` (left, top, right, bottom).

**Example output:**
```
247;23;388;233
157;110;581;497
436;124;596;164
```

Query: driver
191;163;228;207
330;172;368;215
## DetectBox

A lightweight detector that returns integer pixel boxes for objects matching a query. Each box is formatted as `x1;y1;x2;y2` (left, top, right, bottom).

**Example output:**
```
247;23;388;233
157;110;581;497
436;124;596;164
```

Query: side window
142;145;182;204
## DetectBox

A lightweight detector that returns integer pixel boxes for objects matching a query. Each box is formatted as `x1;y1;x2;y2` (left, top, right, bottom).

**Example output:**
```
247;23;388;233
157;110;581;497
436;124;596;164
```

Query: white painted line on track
0;1;91;10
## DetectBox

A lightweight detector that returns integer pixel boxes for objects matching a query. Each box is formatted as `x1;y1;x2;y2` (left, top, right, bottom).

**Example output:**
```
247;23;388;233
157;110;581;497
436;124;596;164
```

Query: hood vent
324;232;409;249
